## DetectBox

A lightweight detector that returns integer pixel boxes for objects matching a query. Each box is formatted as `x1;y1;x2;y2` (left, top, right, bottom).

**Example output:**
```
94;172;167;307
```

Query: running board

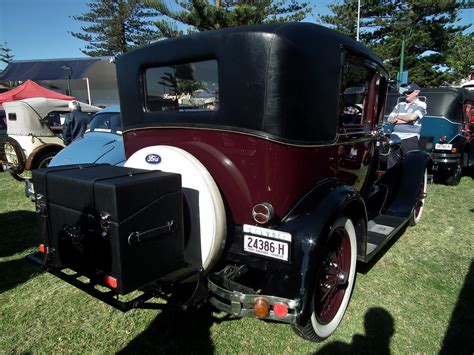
363;214;407;262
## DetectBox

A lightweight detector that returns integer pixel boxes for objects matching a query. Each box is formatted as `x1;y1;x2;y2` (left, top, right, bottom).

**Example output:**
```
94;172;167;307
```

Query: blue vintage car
386;87;474;185
49;105;124;167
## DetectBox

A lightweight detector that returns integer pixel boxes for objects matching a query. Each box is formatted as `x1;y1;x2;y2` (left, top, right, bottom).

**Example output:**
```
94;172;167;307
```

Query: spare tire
125;145;226;272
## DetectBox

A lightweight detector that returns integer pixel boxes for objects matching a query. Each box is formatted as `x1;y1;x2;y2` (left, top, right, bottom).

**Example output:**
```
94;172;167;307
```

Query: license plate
435;143;452;150
243;224;291;262
244;235;289;261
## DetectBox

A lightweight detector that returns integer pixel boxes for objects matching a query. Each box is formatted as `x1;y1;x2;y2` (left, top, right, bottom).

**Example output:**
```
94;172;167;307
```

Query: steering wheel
344;104;363;114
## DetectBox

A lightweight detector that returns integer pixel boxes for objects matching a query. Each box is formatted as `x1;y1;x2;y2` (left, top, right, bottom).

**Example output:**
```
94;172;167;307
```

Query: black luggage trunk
33;164;185;294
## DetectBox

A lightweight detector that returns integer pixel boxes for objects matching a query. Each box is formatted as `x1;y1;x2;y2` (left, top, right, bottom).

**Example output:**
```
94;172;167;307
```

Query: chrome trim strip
122;126;376;148
422;116;462;125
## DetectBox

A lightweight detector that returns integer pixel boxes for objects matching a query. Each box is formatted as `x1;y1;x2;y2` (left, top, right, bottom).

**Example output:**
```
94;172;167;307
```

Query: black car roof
117;22;388;144
387;87;474;123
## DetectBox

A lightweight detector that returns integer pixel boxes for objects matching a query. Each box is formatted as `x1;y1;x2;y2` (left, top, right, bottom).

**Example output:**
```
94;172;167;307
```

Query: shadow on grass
118;293;232;354
0;210;39;258
0;257;41;294
439;260;474;354
315;307;394;355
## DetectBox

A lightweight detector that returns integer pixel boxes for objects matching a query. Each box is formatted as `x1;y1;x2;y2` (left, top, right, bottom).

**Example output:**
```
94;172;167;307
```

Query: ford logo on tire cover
145;154;161;164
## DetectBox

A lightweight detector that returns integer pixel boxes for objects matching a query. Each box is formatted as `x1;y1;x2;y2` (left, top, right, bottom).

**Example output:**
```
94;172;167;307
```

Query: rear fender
26;144;63;170
280;179;367;325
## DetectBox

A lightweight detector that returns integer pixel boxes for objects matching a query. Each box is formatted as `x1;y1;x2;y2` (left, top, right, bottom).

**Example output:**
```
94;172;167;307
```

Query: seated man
387;83;426;168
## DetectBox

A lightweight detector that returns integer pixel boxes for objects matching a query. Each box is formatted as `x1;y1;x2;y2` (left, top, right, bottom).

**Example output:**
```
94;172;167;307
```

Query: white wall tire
409;168;427;226
125;145;226;272
294;217;357;342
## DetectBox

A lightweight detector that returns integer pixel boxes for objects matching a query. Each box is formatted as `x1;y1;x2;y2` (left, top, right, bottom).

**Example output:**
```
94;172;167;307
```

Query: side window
339;57;375;133
44;111;66;127
144;60;219;113
8;113;17;121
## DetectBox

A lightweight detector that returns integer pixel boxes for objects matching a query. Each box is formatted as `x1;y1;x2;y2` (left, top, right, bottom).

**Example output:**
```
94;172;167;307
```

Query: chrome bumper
207;272;300;324
431;152;460;165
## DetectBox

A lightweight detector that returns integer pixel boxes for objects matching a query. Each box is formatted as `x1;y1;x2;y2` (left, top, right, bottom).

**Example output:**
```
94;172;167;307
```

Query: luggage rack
26;252;206;312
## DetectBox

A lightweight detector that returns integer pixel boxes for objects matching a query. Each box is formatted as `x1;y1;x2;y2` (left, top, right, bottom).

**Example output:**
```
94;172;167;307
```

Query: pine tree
0;42;14;64
446;32;474;83
71;0;157;56
144;0;313;38
321;0;470;87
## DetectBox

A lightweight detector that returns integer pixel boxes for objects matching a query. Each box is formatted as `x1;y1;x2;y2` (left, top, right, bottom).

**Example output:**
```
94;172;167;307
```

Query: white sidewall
311;218;357;339
125;145;226;271
413;169;427;225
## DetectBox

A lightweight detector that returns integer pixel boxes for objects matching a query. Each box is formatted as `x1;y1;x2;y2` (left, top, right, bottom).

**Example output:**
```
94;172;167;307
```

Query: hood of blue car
50;132;125;167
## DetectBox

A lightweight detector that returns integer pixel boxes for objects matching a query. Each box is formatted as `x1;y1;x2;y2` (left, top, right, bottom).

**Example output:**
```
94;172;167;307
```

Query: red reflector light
104;275;118;289
39;244;47;254
273;302;289;318
439;136;447;143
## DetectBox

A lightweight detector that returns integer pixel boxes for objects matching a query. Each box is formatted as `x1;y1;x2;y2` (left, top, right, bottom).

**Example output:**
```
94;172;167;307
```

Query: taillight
273;302;289;318
253;297;271;318
104;275;118;289
252;203;274;224
39;244;48;254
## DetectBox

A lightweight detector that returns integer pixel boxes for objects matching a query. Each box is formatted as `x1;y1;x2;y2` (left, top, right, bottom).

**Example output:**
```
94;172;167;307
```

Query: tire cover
125;145;226;271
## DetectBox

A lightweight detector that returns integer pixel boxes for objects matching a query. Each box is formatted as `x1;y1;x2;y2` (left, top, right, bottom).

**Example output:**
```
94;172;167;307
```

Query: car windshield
88;112;122;134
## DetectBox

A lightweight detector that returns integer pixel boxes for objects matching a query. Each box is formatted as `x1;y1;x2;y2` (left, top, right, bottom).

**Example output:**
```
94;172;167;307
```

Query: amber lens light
273;302;289;318
252;203;274;224
451;148;457;153
253;297;271;318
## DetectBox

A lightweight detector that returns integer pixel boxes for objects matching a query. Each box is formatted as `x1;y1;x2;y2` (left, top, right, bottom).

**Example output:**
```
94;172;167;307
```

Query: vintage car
48;105;124;167
28;23;427;342
2;97;100;180
0;108;6;164
386;87;474;185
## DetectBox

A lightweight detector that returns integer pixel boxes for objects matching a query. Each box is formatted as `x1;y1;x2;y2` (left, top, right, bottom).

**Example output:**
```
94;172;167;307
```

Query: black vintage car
29;23;427;342
386;87;474;185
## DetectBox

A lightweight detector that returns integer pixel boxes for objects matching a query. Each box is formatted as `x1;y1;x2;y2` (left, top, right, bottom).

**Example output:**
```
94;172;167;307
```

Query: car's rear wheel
293;217;357;342
35;151;56;169
409;168;427;226
444;159;462;186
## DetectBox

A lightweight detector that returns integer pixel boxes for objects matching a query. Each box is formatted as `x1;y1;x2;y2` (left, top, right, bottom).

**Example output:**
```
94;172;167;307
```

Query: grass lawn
0;169;473;353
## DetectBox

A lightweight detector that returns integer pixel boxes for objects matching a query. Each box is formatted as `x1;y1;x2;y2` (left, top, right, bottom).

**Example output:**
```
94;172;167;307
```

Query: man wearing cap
387;83;426;168
62;101;91;145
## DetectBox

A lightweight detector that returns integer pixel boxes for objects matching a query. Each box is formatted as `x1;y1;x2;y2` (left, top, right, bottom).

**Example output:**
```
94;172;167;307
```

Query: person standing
387;83;427;168
62;101;91;145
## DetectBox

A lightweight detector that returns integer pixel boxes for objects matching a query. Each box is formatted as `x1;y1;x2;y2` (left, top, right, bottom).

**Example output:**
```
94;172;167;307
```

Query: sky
0;0;473;71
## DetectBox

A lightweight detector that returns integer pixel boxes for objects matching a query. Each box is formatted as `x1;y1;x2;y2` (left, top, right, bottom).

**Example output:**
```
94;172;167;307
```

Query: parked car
29;23;427;342
386;87;474;185
2;97;100;180
0;108;6;165
49;105;124;167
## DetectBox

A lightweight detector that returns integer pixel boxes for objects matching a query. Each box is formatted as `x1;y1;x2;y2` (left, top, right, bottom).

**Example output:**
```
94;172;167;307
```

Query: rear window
144;60;219;113
88;112;122;133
